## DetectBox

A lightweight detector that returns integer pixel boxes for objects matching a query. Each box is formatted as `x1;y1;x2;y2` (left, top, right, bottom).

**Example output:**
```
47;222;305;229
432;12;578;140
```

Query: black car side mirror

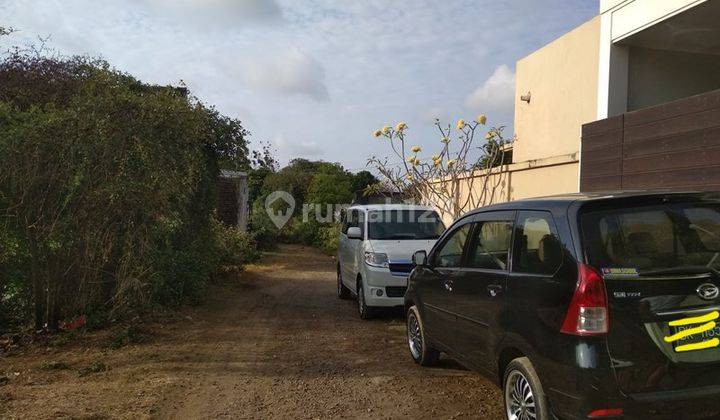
412;250;428;267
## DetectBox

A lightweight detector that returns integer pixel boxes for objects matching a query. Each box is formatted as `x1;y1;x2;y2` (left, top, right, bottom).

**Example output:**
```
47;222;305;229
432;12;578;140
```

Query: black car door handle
487;284;503;297
443;280;453;292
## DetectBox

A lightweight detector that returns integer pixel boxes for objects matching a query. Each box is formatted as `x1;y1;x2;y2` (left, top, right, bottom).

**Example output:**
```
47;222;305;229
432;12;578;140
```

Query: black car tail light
587;407;623;418
560;264;609;336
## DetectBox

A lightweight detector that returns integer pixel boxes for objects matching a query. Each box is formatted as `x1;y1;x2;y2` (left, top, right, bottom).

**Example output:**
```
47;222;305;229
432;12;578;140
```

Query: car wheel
406;305;440;366
337;265;350;299
357;278;374;319
503;357;550;420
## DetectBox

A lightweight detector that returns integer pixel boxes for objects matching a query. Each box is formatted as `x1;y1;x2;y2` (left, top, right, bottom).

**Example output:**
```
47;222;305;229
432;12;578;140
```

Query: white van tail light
561;264;609;336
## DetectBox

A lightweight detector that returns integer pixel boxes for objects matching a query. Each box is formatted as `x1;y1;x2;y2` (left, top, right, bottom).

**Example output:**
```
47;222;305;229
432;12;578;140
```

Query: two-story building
496;0;720;202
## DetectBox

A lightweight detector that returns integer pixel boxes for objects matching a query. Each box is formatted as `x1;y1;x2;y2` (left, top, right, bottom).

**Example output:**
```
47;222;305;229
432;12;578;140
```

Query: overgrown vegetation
247;158;376;253
0;44;258;333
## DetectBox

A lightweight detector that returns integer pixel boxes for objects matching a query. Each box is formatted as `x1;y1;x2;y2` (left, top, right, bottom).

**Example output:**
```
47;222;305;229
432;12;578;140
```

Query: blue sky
0;0;597;171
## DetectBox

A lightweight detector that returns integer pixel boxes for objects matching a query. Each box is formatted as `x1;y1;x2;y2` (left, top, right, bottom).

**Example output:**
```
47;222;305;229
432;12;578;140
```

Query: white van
337;204;445;319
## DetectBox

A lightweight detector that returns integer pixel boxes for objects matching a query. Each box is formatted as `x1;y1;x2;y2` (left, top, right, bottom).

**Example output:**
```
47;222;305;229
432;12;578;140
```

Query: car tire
357;278;375;320
503;357;550;420
337;265;351;300
406;305;440;366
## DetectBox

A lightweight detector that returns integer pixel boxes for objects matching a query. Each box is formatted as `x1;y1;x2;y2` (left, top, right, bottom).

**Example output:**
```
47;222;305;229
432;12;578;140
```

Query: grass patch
39;361;70;371
78;361;106;377
108;325;147;349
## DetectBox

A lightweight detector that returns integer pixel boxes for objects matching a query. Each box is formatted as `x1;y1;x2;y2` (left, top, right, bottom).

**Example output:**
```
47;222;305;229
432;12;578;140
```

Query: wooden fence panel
580;115;623;191
581;89;720;192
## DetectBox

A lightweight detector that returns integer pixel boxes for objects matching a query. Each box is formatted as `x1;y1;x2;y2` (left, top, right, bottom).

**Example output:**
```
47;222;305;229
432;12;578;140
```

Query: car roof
348;204;438;212
463;190;720;216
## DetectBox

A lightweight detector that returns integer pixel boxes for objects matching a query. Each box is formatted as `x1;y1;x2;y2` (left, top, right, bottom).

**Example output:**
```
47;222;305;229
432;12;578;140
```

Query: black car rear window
580;202;720;275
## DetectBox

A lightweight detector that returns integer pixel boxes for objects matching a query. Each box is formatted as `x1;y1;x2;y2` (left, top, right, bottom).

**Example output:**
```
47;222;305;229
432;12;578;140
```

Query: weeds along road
0;244;503;419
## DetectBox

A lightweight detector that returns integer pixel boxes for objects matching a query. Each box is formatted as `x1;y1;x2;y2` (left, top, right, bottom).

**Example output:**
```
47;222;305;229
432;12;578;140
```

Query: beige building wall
513;16;601;164
430;157;580;225
428;15;606;221
429;16;602;221
508;162;580;200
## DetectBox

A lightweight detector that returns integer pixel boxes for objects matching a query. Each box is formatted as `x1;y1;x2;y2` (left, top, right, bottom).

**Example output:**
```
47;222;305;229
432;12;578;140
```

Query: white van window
367;210;445;240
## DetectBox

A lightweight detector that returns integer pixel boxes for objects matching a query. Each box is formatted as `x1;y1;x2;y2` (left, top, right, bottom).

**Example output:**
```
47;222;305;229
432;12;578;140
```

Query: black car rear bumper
530;338;720;419
546;371;720;419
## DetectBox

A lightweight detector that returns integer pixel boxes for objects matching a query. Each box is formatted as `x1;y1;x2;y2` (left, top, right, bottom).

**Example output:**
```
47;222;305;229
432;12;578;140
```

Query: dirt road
0;245;503;419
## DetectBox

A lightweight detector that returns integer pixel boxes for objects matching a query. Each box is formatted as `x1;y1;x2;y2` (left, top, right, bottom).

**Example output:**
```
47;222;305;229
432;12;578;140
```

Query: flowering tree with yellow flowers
367;115;512;220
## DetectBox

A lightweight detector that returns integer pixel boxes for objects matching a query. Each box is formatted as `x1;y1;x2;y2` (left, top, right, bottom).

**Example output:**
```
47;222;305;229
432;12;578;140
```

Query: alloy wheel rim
407;313;423;359
505;371;536;420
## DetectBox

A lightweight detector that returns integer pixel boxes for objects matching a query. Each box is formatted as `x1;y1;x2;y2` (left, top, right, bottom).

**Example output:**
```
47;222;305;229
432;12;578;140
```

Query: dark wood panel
623;125;720;158
581;89;720;193
580;174;622;192
582;115;623;137
623;146;720;175
582;158;622;177
624;107;720;144
622;165;720;189
625;88;720;127
582;131;623;152
582;144;622;163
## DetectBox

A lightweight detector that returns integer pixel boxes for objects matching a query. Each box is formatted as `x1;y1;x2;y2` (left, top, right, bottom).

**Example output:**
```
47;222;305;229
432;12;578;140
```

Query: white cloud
418;107;452;124
143;0;282;28
464;64;516;111
1;0;598;170
272;135;323;161
240;49;329;102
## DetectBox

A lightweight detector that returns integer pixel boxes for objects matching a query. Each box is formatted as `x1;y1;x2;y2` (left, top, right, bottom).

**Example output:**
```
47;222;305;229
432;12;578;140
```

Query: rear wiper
639;266;714;277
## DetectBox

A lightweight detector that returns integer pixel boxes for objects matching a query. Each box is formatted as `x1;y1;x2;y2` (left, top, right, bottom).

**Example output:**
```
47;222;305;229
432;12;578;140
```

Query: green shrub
315;223;341;255
39;361;70;370
108;325;146;349
78;361;106;377
0;52;255;332
215;221;261;268
285;218;320;245
248;197;280;250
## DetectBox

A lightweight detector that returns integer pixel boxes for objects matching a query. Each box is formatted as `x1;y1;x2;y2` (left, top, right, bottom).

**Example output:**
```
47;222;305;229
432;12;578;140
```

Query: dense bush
0;51;254;332
315;223;341;254
214;221;261;268
245;159;375;254
279;218;340;254
248;197;281;251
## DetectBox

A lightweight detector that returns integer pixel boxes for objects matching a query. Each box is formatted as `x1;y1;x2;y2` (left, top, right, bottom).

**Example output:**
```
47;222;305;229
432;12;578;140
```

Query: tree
202;107;251;171
350;170;378;195
367;116;512;220
306;169;354;207
262;159;352;215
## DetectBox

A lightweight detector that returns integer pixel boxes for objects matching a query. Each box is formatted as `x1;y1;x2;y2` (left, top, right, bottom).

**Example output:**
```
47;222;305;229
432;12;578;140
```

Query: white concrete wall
596;0;709;118
609;0;708;41
600;0;627;13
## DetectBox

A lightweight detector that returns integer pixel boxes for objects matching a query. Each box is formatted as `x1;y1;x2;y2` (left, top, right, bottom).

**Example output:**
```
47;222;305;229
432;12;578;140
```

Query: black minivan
405;191;720;419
